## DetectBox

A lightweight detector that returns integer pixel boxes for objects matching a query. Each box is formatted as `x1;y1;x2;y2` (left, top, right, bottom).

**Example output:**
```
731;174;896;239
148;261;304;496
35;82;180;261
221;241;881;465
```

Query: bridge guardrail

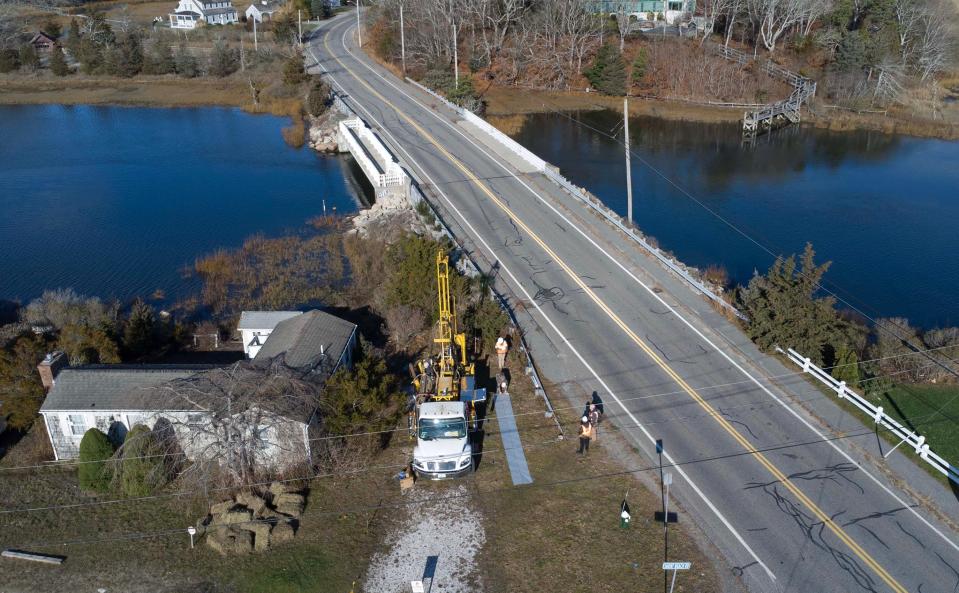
340;118;407;188
779;347;959;485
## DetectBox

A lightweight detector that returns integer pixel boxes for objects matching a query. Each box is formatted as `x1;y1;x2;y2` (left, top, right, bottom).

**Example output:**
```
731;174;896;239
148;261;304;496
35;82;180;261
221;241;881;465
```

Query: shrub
118;424;169;497
464;294;509;356
18;44;40;72
0;48;20;73
78;428;115;493
283;50;309;86
209;41;239;77
631;47;648;84
0;334;50;430
306;78;331;116
175;44;199;77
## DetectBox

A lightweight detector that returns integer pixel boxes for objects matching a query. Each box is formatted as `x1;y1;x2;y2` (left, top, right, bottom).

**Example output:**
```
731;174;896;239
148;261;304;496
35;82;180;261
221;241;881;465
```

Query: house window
68;415;86;436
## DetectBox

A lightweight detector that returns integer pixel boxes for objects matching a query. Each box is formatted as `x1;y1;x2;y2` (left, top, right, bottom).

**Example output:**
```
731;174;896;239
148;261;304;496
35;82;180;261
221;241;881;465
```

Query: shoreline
480;83;959;141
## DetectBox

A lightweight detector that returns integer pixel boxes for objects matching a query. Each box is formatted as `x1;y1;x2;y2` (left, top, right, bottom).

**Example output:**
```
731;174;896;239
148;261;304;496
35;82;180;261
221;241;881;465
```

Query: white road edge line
306;21;779;586
323;20;959;558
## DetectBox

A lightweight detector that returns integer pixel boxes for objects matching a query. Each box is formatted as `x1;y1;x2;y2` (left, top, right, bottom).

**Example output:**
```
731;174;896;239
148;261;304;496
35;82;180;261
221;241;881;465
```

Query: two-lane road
309;15;959;592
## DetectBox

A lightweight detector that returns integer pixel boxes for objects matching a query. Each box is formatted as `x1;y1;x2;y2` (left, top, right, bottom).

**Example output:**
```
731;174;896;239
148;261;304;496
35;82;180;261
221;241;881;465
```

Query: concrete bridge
335;112;411;203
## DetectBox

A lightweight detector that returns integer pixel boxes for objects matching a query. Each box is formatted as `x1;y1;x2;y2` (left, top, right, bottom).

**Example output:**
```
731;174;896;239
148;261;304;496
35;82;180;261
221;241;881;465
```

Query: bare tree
915;4;953;81
724;0;744;47
747;0;806;52
155;360;325;491
699;0;732;45
894;0;924;65
609;0;634;51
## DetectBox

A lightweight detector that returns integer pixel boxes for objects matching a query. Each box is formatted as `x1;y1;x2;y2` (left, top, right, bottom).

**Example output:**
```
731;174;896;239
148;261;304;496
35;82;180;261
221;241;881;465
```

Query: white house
169;0;239;29
38;309;358;464
238;311;303;358
245;0;282;23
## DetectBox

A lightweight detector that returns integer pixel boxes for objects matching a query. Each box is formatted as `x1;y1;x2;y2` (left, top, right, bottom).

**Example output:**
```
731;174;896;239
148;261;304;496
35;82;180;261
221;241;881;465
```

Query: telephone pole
624;97;633;224
452;20;459;86
400;3;406;77
298;9;302;42
253;17;258;51
356;0;362;46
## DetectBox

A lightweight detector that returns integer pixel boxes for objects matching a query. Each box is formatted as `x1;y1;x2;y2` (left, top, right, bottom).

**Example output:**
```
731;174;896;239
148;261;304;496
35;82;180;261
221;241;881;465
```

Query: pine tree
834;31;867;72
307;77;330;116
123;300;159;359
77;36;102;74
18;44;40;72
283;50;308;85
0;49;19;73
78;428;115;493
175;44;199;77
632;47;648;84
66;18;82;55
831;345;862;388
153;38;175;75
114;32;143;77
50;44;70;76
586;44;627;96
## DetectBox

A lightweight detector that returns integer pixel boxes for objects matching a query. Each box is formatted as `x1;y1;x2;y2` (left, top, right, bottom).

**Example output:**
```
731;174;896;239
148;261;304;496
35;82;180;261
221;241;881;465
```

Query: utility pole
400;2;406;77
624;97;633;224
298;9;302;42
253;17;258;52
356;0;362;46
453;21;459;86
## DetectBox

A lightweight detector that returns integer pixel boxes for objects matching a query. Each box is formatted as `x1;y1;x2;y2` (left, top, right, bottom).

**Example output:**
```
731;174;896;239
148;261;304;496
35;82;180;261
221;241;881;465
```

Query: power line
534;99;959;381
2;350;946;473
6;412;954;550
3;392;955;517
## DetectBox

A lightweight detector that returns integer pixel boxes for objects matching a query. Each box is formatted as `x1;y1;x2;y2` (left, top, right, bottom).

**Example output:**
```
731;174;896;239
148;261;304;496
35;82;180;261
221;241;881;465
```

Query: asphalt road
308;15;959;593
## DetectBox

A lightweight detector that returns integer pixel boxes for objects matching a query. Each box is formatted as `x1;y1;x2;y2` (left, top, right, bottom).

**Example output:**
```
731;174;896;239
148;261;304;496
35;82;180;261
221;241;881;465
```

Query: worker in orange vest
577;416;594;455
495;336;509;370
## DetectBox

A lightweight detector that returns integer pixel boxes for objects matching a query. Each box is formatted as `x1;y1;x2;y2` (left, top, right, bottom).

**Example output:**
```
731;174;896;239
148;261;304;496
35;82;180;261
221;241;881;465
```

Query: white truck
411;401;474;479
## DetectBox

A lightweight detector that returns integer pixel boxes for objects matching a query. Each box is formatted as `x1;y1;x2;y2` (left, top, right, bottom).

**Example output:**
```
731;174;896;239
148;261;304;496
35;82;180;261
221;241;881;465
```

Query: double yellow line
322;25;909;593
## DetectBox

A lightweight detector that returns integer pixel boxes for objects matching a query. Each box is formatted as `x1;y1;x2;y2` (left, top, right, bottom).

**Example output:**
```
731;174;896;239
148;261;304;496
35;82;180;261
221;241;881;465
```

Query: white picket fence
780;347;959;485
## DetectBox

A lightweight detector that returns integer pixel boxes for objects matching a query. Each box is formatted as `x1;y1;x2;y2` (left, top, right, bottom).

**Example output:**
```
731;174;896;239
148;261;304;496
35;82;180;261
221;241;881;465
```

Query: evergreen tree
77;36;103;74
834;31;867;72
0;49;19;73
311;0;332;19
114;32;144;77
18;44;40;72
152;38;175;75
78;428;115;493
50;44;71;76
0;334;49;430
118;425;169;497
209;41;239;77
831;345;862;388
123;300;159;359
283;50;308;85
586;44;627;96
43;19;62;39
737;243;864;366
175;44;199;77
66;18;82;55
306;77;330;116
632;47;648;84
323;351;400;436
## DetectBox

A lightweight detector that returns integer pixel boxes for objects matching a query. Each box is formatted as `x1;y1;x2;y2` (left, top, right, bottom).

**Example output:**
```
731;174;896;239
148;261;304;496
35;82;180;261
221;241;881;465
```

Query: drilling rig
409;251;486;479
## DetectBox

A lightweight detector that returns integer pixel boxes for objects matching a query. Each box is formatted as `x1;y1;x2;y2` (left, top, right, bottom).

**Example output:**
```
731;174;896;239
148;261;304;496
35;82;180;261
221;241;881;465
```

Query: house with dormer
169;0;239;29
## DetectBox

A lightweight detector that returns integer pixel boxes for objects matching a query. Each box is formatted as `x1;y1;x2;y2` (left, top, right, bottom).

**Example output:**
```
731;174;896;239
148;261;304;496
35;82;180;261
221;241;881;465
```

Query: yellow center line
322;26;909;593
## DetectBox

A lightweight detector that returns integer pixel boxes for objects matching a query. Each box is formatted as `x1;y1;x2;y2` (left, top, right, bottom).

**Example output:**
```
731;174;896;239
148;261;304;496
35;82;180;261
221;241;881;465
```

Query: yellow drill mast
431;251;472;400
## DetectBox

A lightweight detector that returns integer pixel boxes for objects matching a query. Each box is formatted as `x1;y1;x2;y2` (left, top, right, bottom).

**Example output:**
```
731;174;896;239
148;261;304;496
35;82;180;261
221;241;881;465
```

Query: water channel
0;104;364;307
509;111;959;329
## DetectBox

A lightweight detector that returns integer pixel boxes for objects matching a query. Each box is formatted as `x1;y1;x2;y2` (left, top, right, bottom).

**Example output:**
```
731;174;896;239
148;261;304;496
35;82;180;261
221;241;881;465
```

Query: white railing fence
779;347;959;485
339;117;408;188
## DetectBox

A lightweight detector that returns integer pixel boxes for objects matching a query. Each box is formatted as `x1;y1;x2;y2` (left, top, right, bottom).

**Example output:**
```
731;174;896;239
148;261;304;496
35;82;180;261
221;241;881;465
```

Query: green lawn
871;383;959;465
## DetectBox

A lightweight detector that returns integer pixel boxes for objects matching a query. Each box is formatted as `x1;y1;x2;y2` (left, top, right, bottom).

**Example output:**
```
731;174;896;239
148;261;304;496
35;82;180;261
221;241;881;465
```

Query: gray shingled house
38;310;357;463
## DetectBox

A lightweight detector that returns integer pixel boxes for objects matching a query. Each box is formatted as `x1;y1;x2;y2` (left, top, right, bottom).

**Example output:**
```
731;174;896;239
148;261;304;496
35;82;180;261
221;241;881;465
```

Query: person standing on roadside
577;416;593;455
588;403;600;441
495;336;509;370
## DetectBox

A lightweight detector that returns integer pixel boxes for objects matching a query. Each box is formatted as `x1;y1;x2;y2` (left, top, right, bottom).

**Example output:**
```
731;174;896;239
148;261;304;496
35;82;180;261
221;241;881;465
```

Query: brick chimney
37;351;68;391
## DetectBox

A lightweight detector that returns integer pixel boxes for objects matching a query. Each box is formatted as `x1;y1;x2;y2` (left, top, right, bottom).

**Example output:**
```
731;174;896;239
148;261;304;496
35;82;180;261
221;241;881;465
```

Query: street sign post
663;561;691;593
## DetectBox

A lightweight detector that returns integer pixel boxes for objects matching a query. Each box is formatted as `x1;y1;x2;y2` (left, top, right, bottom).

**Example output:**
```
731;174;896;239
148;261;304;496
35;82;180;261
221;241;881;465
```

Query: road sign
663;562;691;570
656;439;664;454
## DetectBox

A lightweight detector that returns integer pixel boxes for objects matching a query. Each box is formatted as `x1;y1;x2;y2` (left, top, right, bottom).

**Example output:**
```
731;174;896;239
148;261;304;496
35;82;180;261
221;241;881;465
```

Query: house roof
238;311;302;331
248;0;282;12
39;366;213;413
201;6;238;15
30;32;56;44
253;310;356;370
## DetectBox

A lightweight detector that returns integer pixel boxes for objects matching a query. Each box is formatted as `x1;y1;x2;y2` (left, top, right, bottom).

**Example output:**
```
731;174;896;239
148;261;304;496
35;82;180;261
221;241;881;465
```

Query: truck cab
412;401;473;479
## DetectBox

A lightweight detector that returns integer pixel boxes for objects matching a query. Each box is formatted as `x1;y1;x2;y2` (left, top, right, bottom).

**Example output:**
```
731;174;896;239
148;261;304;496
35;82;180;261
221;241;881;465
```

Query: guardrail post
837;380;846;400
920;444;930;460
874;406;883;424
915;435;926;455
802;357;811;373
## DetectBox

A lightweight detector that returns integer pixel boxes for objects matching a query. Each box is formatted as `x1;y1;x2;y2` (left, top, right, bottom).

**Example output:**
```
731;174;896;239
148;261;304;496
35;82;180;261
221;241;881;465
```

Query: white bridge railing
339;118;407;188
780;347;959;485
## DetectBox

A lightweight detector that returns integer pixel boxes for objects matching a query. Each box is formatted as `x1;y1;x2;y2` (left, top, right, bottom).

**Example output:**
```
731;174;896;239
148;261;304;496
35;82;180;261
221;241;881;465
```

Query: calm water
511;112;959;329
0;104;363;306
